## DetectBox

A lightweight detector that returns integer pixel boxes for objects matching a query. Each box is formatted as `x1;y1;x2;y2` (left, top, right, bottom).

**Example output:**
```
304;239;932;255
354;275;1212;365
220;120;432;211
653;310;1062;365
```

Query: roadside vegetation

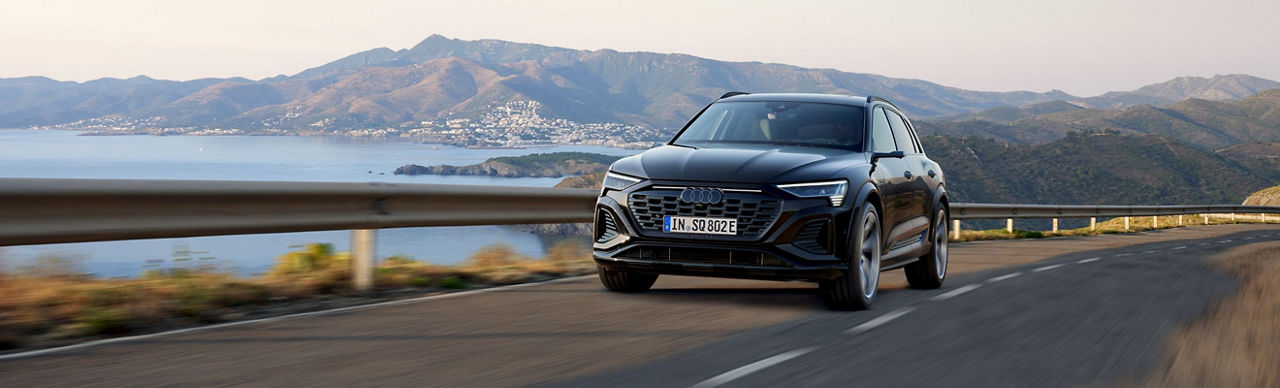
951;214;1274;243
1143;242;1280;387
0;241;594;351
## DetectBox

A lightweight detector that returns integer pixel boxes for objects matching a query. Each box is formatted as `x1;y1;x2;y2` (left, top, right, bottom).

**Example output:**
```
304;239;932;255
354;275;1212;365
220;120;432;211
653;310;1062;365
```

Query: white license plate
663;216;738;235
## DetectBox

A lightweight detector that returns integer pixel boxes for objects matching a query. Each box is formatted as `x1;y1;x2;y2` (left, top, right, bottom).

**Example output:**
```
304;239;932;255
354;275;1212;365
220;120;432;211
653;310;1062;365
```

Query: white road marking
1033;264;1065;272
691;347;820;388
987;272;1023;283
1115;253;1133;257
1077;257;1101;264
931;284;982;301
1143;250;1159;254
0;275;596;361
846;307;916;334
1171;246;1187;250
1218;240;1233;243
1243;236;1254;240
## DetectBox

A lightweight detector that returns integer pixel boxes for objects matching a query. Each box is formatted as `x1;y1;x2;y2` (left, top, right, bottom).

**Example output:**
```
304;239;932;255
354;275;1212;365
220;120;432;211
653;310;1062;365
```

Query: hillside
922;133;1280;205
394;152;619;178
1075;74;1280;110
919;89;1280;149
1243;185;1280;206
6;35;1277;134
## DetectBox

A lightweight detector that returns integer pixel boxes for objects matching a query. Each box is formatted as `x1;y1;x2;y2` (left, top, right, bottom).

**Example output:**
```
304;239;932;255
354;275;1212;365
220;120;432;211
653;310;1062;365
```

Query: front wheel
597;265;658;293
905;208;948;289
820;203;881;310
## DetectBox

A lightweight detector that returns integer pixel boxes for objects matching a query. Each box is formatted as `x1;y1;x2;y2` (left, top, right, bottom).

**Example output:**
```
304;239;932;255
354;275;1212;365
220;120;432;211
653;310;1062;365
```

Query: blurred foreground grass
1144;242;1280;387
0;241;594;350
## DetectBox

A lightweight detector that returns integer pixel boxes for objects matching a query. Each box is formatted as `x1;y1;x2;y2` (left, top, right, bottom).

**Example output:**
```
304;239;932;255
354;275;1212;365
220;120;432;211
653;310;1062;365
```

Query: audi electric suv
592;92;949;310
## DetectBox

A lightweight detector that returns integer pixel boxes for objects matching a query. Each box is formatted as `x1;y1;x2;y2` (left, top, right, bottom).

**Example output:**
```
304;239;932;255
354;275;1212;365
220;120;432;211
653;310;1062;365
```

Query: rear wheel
820;203;881;310
597;265;658;293
905;208;948;289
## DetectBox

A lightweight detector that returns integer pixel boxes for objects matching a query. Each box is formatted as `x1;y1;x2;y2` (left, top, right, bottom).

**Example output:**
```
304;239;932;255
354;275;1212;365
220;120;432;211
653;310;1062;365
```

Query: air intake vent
793;220;830;254
596;210;619;243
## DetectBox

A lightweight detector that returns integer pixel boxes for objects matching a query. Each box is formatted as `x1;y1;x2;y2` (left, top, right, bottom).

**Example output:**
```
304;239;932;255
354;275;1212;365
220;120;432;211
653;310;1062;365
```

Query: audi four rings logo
679;188;724;204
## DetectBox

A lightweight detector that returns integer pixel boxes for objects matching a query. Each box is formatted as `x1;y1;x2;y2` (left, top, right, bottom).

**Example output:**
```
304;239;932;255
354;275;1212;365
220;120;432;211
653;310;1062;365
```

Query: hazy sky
1;0;1276;96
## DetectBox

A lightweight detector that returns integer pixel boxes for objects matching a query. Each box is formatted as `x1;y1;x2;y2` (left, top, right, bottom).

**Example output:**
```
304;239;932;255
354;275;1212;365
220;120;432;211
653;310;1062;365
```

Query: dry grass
0;241;595;350
1142;242;1280;387
951;215;1272;243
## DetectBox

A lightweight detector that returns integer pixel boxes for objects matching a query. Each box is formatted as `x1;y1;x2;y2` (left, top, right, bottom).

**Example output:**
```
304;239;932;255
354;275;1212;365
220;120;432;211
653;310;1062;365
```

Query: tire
597;265;658;293
905;207;948;289
820;202;881;310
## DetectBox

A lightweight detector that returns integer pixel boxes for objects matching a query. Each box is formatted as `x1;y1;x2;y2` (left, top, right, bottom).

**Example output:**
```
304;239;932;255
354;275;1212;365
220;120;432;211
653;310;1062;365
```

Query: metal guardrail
951;203;1280;220
3;178;1279;289
0;178;597;246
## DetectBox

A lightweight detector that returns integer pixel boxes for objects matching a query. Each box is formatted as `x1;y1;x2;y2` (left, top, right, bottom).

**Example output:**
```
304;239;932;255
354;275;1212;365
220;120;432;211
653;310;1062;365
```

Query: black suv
592;92;949;310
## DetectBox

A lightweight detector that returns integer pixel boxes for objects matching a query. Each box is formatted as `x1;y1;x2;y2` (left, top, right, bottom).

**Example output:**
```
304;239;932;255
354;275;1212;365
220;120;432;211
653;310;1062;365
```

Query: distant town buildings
34;100;669;149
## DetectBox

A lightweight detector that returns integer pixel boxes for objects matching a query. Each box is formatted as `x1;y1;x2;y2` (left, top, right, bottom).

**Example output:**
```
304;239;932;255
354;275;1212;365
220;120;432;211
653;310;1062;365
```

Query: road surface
1;224;1276;387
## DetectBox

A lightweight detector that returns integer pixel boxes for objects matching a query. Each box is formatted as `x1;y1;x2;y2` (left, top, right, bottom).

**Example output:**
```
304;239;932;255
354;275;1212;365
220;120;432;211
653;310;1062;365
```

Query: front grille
596;210;619;243
628;192;781;238
793;220;831;254
617;246;791;267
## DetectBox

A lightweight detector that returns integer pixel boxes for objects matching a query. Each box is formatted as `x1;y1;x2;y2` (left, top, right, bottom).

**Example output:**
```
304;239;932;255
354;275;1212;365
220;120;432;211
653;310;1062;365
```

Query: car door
885;108;931;229
867;106;913;250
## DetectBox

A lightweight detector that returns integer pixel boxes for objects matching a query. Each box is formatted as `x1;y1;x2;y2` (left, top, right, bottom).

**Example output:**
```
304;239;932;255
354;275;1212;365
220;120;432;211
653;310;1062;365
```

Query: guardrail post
1124;216;1130;231
1178;214;1183;226
1152;216;1158;228
1052;218;1058;233
1231;213;1237;223
1203;213;1209;225
952;219;961;240
1006;218;1014;233
1090;217;1097;231
352;229;376;292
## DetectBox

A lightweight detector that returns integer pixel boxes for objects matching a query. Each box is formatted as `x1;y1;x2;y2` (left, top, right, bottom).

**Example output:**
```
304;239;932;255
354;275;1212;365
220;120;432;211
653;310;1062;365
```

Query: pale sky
1;0;1276;96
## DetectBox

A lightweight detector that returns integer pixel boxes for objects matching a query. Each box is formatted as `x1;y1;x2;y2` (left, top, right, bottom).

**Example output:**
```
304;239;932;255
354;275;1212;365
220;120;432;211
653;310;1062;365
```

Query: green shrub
439;277;467;289
77;308;131;335
411;277;432;287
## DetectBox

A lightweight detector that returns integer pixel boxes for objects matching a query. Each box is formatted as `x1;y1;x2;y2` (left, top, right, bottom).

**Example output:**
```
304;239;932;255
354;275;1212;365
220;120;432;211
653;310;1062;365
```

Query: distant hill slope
1080;74;1280;109
923;133;1280;205
394;152;619;178
5;35;1277;133
1243;185;1280;206
0;36;1078;129
918;89;1280;149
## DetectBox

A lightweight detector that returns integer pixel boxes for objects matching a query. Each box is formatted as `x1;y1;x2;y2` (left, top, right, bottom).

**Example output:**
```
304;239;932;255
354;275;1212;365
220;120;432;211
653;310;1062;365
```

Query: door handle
904;170;913;179
928;170;936;178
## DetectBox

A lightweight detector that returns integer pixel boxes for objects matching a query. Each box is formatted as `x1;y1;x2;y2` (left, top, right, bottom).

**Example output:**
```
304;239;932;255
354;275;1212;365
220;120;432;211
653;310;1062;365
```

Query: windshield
672;101;866;151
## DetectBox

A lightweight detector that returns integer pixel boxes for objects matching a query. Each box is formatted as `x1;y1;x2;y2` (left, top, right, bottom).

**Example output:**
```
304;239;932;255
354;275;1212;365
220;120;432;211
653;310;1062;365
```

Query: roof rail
719;91;750;99
865;95;895;107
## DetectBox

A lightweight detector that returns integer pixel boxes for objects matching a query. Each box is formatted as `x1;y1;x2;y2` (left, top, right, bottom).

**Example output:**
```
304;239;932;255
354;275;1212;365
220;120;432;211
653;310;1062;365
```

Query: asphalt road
2;224;1277;387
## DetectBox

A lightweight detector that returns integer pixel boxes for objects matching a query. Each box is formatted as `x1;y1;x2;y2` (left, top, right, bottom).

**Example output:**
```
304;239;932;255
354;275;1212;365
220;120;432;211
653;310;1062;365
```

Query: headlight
602;172;642;191
776;180;848;206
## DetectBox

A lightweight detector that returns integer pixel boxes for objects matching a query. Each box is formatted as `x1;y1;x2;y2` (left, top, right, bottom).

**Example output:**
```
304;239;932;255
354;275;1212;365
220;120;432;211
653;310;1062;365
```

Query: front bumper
592;181;854;281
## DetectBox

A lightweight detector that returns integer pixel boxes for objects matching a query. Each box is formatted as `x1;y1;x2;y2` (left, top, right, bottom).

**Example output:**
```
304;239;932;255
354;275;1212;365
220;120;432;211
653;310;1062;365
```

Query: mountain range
917;89;1280;149
3;35;1278;132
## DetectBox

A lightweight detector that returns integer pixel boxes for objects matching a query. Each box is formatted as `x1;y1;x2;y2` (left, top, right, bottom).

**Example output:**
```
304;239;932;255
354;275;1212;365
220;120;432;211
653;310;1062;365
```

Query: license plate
663;216;738;235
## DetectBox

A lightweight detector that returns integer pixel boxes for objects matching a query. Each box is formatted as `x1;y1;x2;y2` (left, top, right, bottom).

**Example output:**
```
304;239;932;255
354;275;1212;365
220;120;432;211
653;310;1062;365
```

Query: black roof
717;93;872;107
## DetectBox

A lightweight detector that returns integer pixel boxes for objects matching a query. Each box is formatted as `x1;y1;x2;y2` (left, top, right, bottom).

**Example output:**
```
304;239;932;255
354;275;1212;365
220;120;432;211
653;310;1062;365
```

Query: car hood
611;144;867;184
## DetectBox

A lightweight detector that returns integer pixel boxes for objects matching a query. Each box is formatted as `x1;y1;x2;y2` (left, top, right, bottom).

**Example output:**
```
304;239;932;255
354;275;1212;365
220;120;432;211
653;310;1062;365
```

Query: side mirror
871;150;905;161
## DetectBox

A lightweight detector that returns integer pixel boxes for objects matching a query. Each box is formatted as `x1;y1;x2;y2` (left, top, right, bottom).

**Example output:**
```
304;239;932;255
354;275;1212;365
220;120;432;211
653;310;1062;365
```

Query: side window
905;120;924;153
870;107;896;152
885;109;918;153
